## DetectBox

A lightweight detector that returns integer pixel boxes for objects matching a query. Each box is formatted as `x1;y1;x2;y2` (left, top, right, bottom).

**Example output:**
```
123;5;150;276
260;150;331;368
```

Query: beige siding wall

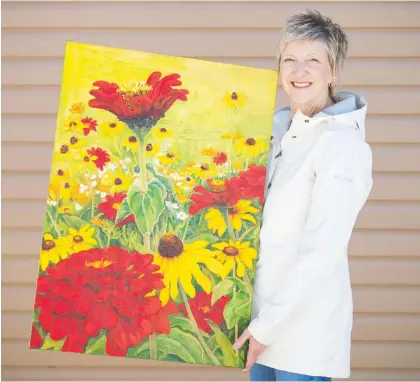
2;1;420;380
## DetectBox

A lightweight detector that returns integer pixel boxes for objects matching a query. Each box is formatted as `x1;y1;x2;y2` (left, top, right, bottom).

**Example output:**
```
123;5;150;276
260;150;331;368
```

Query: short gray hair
276;9;349;85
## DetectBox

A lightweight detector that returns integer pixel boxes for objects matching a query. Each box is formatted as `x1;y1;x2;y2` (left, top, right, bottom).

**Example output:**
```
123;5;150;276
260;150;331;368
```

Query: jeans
250;363;332;381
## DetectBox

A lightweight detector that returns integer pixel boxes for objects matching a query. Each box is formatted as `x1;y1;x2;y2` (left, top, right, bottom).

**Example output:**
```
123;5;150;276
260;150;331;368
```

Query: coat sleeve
247;131;373;346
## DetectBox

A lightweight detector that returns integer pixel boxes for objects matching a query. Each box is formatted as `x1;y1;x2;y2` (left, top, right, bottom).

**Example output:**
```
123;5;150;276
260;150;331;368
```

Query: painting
29;41;278;368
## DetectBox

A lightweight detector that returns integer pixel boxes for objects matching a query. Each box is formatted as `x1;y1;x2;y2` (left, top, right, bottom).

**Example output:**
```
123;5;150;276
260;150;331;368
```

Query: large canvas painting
29;41;278;368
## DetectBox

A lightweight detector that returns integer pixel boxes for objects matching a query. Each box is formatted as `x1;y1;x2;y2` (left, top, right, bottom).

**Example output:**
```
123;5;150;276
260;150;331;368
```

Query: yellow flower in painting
145;142;160;157
72;184;91;205
153;234;225;305
66;224;98;253
176;175;197;193
90;215;104;228
223;91;247;108
221;133;243;141
234;137;266;157
201;147;217;157
123;135;139;152
174;186;190;204
154;127;173;140
58;204;75;214
233;160;244;171
189;163;217;179
68;135;88;151
59;180;79;202
69;102;85;115
40;233;68;271
212;240;257;278
98;168;131;194
100;120;126;137
49;168;70;199
158;152;181;165
205;200;258;236
64;116;83;133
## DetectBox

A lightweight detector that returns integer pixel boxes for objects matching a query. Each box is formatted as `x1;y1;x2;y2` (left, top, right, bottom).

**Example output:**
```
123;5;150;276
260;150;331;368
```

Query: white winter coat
248;91;373;378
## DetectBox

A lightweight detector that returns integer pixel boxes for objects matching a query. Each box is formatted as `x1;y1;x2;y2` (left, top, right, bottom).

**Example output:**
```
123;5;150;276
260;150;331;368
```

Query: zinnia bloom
188;179;241;215
88;72;188;134
153;233;225;305
180;292;230;333
81;117;98;136
212;240;257;278
83;147;111;171
97;193;135;227
234;164;267;205
30;326;43;348
32;247;177;356
212;152;228;166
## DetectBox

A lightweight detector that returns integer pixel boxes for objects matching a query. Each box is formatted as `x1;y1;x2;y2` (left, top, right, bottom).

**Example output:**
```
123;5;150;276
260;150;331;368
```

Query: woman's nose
293;62;309;76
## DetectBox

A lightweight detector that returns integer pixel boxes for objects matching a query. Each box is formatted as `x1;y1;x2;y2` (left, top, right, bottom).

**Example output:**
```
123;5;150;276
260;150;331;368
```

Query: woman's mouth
291;81;312;89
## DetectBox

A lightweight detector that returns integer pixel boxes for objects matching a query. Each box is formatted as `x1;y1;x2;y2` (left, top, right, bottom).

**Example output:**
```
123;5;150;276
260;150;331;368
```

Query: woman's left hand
233;329;267;372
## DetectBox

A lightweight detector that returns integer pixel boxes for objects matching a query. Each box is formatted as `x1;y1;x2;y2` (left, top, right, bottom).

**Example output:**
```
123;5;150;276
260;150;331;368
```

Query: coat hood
272;90;368;141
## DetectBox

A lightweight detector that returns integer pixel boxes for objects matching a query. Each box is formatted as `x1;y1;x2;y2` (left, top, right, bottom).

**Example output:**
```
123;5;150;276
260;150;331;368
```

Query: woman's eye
284;58;294;62
310;58;319;62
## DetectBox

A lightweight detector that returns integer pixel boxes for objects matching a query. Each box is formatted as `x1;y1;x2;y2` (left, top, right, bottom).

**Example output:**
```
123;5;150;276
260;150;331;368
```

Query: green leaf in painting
205;320;238;367
40;334;65;351
128;179;167;235
157;328;205;364
61;214;89;230
185;233;219;245
115;198;132;224
168;315;198;336
223;291;252;330
85;331;107;355
127;338;150;359
225;276;248;293
211;278;235;305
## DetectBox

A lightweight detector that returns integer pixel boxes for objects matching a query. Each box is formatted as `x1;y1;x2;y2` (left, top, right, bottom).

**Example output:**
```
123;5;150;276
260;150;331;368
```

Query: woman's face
279;39;333;106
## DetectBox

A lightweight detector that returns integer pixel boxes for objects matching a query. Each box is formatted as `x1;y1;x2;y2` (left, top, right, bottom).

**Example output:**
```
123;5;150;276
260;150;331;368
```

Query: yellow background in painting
57;41;278;158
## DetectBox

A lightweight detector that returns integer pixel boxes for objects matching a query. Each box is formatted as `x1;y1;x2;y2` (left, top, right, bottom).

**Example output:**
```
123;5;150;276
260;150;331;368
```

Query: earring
328;83;332;88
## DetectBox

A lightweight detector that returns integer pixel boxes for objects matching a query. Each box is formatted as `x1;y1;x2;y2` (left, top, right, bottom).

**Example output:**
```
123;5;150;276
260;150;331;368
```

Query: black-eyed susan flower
64;116;83;133
123;135;139;153
100;120;125;137
65;224;98;253
39;233;69;271
234;136;266;157
98;168;131;194
201;147;217;157
153;233;225;305
158;151;181;166
145;142;160;157
223;91;247;108
189;163;217;179
212;240;257;278
154;127;173;140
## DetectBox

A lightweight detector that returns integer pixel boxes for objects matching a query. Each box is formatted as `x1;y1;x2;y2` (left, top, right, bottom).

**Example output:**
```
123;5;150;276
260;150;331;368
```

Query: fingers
243;346;257;372
232;329;251;350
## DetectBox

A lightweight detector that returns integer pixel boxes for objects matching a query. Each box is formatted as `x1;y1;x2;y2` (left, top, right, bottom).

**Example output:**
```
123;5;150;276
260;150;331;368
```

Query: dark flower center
109;123;117;128
70;137;78;145
64;182;70;189
201;164;209;171
223;246;239;257
158;233;184;258
60;145;69;154
69;121;78;127
160;128;167;133
146;144;153;151
42;240;56;251
114;178;123;185
246;138;256;146
228;205;239;215
129;136;137;143
57;169;64;176
186;177;191;182
166;152;175;159
73;235;84;243
231;92;238;100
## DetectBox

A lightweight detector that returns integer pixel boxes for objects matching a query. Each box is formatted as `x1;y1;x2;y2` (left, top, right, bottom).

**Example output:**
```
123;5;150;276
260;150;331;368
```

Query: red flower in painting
88;72;189;124
233;164;267;205
30;326;43;348
97;193;135;227
85;147;111;171
180;292;230;333
188;178;241;215
32;247;178;357
81;117;98;136
213;152;228;166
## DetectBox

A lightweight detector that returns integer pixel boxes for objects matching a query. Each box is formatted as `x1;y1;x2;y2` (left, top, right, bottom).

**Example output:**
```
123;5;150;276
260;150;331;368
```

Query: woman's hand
233;329;267;372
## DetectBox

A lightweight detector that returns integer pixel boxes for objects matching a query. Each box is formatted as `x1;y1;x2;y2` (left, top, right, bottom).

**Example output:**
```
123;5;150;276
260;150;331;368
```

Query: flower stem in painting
180;287;221;366
224;208;236;241
149;332;157;360
233;262;239;357
137;135;151;250
244;269;254;294
106;226;114;247
46;208;61;237
181;218;190;242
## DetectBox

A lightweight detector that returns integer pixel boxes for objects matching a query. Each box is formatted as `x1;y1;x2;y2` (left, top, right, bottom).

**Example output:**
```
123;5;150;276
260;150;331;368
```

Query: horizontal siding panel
4;58;420;86
3;86;419;115
3;114;420;144
4;311;420;342
3;339;420;368
2;30;420;58
4;284;420;314
3;172;420;202
3;2;420;29
3;229;419;258
5;257;420;286
3;367;420;382
3;143;420;173
2;200;420;230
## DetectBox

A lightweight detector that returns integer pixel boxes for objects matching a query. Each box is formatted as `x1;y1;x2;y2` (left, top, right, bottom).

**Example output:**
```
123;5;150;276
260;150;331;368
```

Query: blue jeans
250;363;331;381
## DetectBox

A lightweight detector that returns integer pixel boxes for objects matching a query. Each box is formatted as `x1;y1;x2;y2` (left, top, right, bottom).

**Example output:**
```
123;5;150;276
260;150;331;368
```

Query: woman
232;9;373;381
